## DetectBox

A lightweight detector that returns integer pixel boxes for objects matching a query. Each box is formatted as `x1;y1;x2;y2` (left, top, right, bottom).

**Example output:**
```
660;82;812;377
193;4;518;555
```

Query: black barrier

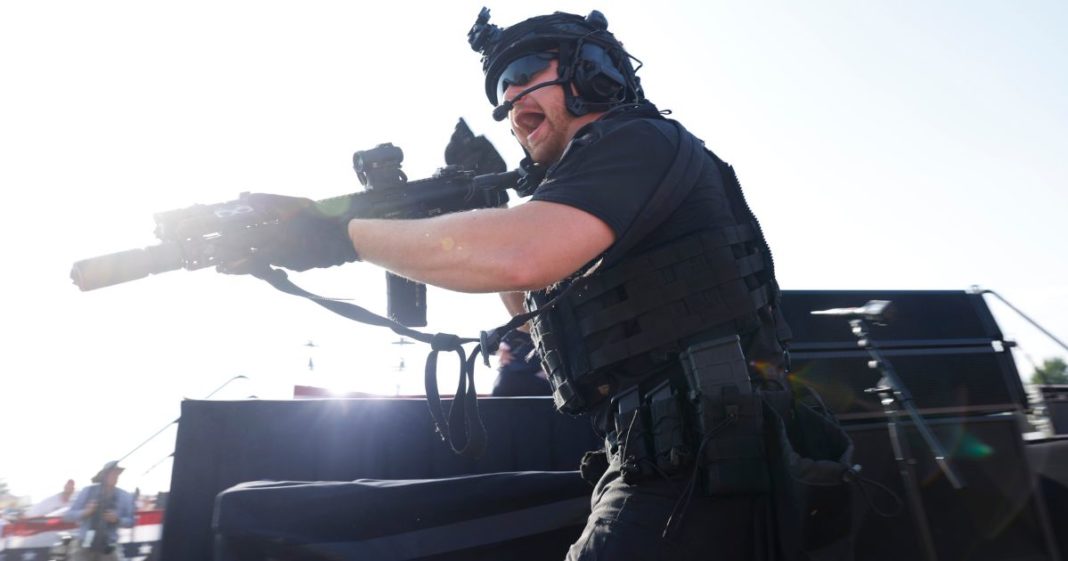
214;472;591;561
162;397;601;561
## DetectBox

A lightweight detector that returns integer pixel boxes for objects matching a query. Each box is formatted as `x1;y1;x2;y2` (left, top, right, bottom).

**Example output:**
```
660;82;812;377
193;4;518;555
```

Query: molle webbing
572;225;771;372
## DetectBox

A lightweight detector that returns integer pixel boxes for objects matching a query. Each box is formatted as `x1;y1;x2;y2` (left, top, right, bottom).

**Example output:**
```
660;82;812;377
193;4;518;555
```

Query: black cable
662;415;736;538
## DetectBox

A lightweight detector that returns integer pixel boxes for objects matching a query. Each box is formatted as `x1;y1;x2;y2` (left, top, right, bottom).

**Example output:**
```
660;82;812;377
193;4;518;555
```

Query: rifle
70;119;534;326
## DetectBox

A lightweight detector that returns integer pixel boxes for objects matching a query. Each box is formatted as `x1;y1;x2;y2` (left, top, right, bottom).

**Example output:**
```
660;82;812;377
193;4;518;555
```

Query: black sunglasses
497;52;557;102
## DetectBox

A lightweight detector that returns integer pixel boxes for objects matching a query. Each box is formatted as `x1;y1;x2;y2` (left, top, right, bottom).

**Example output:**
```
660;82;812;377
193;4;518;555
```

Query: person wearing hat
63;461;135;560
220;7;856;560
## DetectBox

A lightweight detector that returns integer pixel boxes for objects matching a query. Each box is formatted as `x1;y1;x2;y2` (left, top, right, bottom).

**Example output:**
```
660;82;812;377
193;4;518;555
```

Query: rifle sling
246;120;703;458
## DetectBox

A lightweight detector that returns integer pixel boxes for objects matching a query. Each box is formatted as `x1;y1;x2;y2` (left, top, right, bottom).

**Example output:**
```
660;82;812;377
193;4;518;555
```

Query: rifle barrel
71;243;184;291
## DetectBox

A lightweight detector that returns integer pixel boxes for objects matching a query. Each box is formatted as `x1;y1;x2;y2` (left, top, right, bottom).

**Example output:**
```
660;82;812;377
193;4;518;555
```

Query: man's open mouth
515;111;546;139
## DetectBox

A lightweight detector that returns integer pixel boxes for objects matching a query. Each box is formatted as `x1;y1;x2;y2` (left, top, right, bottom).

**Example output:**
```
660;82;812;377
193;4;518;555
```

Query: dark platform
164;398;1062;561
162;289;1058;560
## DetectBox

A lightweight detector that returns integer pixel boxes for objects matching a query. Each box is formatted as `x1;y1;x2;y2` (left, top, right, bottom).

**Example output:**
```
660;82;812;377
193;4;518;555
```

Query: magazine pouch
764;383;856;561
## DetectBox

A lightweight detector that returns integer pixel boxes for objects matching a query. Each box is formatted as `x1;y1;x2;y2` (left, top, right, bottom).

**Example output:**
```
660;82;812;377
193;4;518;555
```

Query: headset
469;8;644;121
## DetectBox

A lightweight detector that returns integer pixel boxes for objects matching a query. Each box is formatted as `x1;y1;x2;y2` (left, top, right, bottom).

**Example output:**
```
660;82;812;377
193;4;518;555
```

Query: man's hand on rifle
217;193;360;274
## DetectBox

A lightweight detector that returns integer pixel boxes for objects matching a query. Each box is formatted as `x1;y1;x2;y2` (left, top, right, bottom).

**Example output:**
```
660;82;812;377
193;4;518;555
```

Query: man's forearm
346;201;615;294
347;208;528;293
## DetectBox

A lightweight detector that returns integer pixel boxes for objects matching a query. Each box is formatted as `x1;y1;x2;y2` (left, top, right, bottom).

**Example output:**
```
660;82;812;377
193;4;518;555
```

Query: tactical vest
522;117;790;415
527;220;783;414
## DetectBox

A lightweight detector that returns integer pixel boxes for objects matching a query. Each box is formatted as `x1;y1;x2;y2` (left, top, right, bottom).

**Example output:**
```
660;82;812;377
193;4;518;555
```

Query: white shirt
24;492;73;518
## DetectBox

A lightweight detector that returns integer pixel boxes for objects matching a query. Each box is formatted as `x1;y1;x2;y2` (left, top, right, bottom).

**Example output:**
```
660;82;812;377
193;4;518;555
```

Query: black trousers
567;457;777;561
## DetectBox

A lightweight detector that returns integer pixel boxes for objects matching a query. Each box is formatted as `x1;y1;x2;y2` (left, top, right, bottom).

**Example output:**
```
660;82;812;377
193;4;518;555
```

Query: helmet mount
469;7;644;118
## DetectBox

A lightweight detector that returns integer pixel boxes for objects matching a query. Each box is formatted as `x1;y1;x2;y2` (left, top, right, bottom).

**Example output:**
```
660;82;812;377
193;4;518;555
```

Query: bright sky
2;1;1065;505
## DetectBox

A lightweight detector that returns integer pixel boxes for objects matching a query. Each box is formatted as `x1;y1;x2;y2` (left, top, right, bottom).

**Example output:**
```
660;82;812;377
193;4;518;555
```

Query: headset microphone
491;79;567;121
492;101;513;121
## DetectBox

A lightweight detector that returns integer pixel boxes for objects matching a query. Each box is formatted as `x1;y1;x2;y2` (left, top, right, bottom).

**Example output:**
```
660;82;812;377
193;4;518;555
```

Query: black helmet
468;7;643;116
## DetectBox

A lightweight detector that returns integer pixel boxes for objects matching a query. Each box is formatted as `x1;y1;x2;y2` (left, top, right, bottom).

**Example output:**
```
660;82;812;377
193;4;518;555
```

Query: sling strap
247;119;707;458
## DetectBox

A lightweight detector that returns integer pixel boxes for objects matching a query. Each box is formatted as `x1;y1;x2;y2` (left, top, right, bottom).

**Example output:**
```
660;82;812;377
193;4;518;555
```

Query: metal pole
976;287;1068;353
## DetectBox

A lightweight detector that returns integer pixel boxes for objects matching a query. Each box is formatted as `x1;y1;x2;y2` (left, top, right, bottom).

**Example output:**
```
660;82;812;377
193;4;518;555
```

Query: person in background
64;461;135;561
0;511;9;551
492;329;551;397
25;479;76;518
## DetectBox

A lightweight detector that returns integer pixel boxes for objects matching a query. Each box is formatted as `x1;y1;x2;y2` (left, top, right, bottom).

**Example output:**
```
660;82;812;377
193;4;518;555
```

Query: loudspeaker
1027;437;1068;559
780;290;1005;350
1038;386;1068;435
847;415;1060;561
779;290;1028;419
791;346;1025;421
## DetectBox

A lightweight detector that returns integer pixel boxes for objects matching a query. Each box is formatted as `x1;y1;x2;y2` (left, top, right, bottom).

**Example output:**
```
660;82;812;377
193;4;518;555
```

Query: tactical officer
235;8;852;561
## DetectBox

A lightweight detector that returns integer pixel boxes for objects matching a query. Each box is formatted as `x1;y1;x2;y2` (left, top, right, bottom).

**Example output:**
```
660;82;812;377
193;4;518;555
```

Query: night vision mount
468;7;641;117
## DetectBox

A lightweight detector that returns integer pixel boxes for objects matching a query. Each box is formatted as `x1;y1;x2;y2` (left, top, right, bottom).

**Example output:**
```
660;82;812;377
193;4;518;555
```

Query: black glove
218;193;359;274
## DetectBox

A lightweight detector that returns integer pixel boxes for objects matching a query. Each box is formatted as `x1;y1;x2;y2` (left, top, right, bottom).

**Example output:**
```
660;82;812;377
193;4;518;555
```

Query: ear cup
572;43;626;102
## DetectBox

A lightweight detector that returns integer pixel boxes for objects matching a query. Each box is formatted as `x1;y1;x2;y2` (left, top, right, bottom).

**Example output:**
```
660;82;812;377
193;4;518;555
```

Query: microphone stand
850;316;965;561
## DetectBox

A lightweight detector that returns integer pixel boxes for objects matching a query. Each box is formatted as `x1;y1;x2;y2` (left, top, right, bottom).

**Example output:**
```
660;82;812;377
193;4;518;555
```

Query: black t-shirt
530;103;737;255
